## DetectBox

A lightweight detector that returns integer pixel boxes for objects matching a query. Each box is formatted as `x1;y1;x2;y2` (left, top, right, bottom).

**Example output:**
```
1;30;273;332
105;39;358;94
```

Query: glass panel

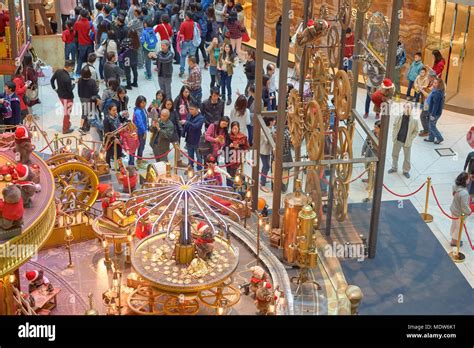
445;4;469;100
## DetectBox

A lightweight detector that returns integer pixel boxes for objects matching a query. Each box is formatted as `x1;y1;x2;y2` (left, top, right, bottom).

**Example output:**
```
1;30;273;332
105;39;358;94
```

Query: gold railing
0;153;56;278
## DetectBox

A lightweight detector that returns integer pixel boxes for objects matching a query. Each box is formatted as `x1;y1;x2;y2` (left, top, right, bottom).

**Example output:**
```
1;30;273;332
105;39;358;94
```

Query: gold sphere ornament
4;174;12;182
5;162;11;167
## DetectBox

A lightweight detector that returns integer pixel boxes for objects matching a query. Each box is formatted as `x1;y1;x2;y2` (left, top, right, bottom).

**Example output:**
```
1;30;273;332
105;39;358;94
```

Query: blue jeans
365;86;373;115
129;154;135;166
343;57;353;71
99;57;105;80
180;41;197;74
428;114;444;142
406;80;415;98
191;87;202;107
187;143;203;170
220;71;232;100
260;154;270;186
247;124;253;146
76;44;93;75
137;135;146;159
65;42;77;63
143;47;152;79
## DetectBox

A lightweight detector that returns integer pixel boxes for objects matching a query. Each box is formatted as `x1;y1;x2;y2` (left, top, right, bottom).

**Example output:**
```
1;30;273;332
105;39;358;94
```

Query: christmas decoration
25;270;54;294
14;126;35;164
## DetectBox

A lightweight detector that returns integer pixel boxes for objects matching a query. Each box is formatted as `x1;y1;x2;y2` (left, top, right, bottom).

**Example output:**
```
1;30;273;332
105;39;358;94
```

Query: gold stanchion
420;177;434;223
113;142;118;172
449;214;466;263
174;144;179;175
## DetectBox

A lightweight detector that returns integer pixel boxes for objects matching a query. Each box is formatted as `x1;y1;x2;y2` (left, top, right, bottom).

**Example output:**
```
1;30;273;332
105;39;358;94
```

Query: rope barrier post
113;142;118;173
366;162;375;201
420;177;434;223
449;213;466;263
174;144;179;175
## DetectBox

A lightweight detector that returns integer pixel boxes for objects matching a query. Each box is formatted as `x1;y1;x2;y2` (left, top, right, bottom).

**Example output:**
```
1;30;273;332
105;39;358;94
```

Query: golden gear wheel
333;70;353;121
305;166;323;227
339;0;352;30
327;26;340;69
310;52;331;107
304;100;325;161
336;126;353;183
52;162;99;208
46;153;91;167
287;89;305;148
356;0;373;13
127;286;167;315
198;283;240;311
334;177;348;222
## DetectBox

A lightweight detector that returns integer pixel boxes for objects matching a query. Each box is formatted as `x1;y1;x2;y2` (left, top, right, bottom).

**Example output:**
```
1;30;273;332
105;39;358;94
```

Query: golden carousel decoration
124;168;246;315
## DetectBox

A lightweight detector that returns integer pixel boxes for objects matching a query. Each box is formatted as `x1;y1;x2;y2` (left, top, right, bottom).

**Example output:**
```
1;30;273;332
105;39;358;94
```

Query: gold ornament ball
0;175;3;181
4;174;12;182
5;162;11;167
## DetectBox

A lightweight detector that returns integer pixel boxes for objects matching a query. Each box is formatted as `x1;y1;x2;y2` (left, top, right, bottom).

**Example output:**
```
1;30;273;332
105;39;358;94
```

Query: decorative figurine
13;163;38;208
118;165;138;192
135;207;152;239
371;78;395;119
0;185;24;230
97;183;120;210
14;125;34;164
25;270;53;293
249;265;271;297
273;285;287;315
203;154;231;186
193;221;215;260
255;282;273;315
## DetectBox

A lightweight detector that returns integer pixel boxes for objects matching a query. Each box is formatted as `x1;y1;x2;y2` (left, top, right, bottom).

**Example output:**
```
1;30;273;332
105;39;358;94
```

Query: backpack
192;22;202;47
142;29;158;52
0;98;12;119
197;14;208;38
88;21;95;43
198;124;215;157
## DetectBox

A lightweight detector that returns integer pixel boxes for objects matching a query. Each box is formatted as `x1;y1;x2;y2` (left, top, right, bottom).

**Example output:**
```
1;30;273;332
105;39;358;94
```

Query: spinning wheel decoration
46;153;90;168
327;26;340;69
367;12;389;65
127;286;167;315
333;70;352;121
333;177;348;222
287;89;305;148
52;162;99;209
310;53;331;109
336;127;353;183
198;280;240;313
304;100;325;161
163;296;200;316
355;0;373;13
339;0;352;30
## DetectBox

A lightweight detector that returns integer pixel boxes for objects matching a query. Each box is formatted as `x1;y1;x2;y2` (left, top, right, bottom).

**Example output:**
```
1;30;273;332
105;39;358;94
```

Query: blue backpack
141;28;158;52
88;21;95;42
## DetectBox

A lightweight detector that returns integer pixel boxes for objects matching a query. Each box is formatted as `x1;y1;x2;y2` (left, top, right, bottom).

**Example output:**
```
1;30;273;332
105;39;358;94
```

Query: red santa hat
197;221;210;233
15;163;29;181
25;270;39;282
381;78;394;90
15;126;29;140
307;19;315;27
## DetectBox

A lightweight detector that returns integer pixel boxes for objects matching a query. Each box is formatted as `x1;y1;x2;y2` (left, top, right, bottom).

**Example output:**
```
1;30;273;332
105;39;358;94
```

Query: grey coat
450;185;472;217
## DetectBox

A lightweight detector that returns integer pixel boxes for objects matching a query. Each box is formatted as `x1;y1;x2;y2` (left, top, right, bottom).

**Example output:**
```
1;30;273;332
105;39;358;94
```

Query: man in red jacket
344;28;354;72
178;11;197;77
73;9;95;76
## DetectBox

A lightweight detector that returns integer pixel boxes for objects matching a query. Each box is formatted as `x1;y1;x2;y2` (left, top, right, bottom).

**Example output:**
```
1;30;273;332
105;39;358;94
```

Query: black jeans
420;110;430;133
61;15;70;31
124;65;138;87
260;154;271;186
195;39;209;65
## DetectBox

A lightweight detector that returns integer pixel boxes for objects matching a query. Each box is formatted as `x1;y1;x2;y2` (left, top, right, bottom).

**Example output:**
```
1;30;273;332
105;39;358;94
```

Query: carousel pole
251;0;265;211
368;0;403;258
271;0;291;228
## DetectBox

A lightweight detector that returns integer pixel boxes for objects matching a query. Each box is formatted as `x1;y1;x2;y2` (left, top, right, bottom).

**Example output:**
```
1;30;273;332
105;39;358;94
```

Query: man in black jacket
50;60;75;134
0;81;21;126
104;52;124;85
201;87;225;130
151;40;174;99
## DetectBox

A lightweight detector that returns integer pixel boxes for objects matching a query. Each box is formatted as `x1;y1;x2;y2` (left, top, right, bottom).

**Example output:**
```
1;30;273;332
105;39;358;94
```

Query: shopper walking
182;55;202;106
182;101;205;170
218;43;237;105
50;60;76;134
424;78;445;144
201;87;225;129
133;96;149;169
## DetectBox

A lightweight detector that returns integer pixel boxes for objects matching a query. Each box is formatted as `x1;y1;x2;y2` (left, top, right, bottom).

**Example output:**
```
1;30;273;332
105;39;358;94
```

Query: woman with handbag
22;55;40;111
95;21;109;81
205;116;230;158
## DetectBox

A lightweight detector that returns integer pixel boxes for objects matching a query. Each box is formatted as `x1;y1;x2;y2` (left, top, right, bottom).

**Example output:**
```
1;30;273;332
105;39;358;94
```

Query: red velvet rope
430;186;459;220
382;182;426;198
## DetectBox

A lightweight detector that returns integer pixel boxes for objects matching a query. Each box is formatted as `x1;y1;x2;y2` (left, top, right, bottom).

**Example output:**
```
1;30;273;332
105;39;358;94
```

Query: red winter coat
73;17;94;46
13;76;27;111
432;59;446;78
62;28;76;44
344;33;354;58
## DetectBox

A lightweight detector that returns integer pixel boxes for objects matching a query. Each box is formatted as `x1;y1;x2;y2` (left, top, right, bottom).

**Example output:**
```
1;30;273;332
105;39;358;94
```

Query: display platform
341;200;474;315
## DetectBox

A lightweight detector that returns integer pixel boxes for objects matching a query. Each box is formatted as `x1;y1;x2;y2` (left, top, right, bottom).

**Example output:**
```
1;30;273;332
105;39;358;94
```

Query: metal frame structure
251;0;403;259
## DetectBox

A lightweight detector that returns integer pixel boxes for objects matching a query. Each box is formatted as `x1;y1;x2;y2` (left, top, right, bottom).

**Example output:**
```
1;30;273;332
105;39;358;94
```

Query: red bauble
0;165;9;175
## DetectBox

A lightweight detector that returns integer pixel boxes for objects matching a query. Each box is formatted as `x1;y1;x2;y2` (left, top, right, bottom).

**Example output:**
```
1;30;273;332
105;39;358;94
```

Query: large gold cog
336;126;353;183
333;70;353;121
287;89;305;148
305;100;325;161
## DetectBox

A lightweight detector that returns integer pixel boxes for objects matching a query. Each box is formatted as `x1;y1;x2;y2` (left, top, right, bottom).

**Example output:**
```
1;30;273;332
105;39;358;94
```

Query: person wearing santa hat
25;270;53;293
193;220;215;259
97;183;120;210
135;207;152;239
370;78;395;120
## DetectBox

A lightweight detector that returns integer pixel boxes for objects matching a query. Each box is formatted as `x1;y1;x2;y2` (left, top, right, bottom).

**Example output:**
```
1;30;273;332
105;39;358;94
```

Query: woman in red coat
432;49;446;78
12;70;28;121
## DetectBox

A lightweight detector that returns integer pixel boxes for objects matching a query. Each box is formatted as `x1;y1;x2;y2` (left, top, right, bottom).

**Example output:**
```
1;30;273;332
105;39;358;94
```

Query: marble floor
31;53;474;290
